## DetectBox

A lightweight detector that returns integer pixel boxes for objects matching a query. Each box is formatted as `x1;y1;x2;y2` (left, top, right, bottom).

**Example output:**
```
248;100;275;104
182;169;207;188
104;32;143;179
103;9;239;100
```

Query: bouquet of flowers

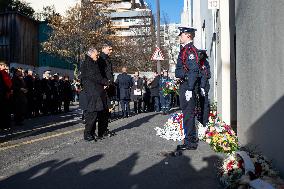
219;153;245;188
219;151;284;189
162;80;179;96
202;111;239;154
154;112;185;141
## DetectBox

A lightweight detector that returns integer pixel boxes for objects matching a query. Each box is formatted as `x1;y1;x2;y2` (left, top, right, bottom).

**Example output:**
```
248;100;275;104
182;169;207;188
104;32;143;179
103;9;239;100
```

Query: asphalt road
0;107;223;189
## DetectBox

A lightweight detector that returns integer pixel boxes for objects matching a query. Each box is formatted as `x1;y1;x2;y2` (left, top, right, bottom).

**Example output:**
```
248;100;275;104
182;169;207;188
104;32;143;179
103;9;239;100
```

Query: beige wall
236;0;284;176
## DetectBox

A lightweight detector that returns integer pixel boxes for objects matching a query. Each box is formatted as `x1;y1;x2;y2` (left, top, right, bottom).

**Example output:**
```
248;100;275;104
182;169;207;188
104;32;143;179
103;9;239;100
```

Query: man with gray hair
80;47;110;141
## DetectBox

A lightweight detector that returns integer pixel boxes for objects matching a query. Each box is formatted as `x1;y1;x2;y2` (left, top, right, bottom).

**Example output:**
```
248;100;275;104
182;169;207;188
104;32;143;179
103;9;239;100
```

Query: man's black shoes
84;135;96;142
103;130;116;137
176;143;198;151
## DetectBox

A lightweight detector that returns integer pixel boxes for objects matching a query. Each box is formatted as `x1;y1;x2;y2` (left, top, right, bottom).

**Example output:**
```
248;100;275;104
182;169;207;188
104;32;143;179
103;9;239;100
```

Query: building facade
190;0;284;176
160;23;180;75
0;12;39;68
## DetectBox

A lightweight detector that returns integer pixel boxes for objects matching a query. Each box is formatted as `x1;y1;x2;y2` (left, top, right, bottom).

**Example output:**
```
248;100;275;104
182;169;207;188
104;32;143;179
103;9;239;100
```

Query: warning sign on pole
151;47;164;61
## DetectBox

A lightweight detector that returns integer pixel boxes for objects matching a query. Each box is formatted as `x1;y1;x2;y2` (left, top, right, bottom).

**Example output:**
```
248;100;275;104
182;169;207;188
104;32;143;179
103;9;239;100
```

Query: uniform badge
189;54;195;60
185;90;192;101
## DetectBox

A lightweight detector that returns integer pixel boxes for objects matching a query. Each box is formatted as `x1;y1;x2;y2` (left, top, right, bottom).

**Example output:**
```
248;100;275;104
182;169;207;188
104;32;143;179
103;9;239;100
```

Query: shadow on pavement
0;152;223;189
112;113;159;133
0;120;82;144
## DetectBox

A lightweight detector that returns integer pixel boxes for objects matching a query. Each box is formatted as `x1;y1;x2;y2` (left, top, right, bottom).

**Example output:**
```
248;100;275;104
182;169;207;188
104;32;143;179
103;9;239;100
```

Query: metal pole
156;0;161;74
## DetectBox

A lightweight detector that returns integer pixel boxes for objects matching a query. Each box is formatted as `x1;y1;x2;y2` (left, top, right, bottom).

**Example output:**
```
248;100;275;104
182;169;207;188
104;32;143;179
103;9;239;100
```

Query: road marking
0;128;84;152
0;118;81;138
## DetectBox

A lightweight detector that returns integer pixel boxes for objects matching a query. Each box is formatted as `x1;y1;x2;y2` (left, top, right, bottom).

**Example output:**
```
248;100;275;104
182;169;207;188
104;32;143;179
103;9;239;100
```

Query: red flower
237;160;244;169
227;160;234;170
254;163;262;177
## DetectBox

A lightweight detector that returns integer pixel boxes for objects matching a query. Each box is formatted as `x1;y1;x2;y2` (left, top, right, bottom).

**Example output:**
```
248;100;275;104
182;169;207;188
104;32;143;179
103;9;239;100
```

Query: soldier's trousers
84;109;108;137
179;82;197;145
198;95;210;126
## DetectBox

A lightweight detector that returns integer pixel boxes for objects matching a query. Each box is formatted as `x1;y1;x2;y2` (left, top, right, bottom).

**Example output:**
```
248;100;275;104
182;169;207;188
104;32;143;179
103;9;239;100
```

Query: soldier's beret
178;27;197;36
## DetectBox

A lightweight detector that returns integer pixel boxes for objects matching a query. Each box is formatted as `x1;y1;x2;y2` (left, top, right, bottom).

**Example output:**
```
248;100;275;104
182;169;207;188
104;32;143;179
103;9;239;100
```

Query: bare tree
42;1;114;74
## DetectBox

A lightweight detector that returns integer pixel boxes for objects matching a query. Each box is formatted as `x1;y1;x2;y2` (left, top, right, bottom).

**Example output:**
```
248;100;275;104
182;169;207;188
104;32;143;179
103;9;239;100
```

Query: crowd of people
114;69;179;118
0;62;80;130
1;26;211;151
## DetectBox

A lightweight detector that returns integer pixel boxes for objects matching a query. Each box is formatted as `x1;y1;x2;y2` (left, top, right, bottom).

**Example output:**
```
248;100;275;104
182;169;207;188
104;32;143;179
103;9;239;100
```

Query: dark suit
81;55;109;137
115;72;133;117
149;76;160;112
131;77;143;113
198;59;211;126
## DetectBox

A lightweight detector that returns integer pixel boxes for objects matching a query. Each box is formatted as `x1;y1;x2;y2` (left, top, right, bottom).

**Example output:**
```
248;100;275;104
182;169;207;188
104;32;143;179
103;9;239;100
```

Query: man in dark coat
198;49;211;127
0;62;12;129
12;68;28;126
131;71;143;114
149;72;160;112
80;48;110;141
24;70;35;118
41;70;52;115
97;42;116;137
115;67;133;118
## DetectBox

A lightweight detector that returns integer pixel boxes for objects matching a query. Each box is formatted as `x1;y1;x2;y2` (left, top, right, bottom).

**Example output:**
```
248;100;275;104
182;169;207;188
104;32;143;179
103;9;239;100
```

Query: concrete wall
235;0;284;176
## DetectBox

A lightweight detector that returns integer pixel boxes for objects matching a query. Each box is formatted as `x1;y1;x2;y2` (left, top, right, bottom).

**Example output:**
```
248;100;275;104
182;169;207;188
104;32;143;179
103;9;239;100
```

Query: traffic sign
151;47;164;60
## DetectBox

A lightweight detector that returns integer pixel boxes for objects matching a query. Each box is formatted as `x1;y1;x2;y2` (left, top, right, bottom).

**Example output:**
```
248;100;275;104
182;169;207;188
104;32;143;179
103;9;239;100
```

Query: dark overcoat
80;55;109;112
149;76;160;97
131;76;143;101
97;52;116;99
115;72;133;100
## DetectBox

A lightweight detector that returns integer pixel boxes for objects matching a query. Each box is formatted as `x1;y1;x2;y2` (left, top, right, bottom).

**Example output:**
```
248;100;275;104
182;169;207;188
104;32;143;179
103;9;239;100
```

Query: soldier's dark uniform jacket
175;42;201;90
115;72;133;100
175;40;202;149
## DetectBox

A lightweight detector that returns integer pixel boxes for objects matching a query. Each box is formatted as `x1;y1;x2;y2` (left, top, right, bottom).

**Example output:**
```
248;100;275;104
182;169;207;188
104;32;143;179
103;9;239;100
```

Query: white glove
185;90;192;101
201;88;205;96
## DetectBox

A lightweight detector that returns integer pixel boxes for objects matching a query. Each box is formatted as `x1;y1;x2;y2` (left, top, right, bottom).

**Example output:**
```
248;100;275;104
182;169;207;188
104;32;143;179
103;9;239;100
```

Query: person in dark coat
12;68;28;126
33;74;42;116
149;72;160;112
24;70;35;118
61;75;72;113
198;49;211;127
131;71;143;114
80;47;110;141
41;70;52;115
115;67;133;118
142;76;151;112
0;62;12;129
97;42;116;137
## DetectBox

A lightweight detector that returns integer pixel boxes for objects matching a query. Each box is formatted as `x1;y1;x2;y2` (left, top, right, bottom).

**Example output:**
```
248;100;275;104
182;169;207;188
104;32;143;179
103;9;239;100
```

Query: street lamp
156;0;161;75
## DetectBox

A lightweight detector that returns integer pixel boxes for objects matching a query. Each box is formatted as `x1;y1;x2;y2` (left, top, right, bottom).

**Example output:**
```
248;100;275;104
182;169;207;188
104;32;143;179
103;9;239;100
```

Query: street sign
151;47;164;60
208;0;220;9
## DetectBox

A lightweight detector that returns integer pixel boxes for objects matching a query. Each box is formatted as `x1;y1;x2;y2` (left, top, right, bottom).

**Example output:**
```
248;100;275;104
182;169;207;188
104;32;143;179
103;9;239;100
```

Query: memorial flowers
162;80;179;96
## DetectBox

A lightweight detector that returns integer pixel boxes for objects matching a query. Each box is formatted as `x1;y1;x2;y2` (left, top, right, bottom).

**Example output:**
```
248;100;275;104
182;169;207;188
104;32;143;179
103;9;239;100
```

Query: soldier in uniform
81;47;110;141
175;27;205;150
115;67;133;118
198;49;211;127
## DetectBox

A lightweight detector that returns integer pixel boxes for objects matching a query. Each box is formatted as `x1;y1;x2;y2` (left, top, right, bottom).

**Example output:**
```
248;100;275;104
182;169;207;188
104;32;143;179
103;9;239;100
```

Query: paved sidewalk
0;111;223;189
